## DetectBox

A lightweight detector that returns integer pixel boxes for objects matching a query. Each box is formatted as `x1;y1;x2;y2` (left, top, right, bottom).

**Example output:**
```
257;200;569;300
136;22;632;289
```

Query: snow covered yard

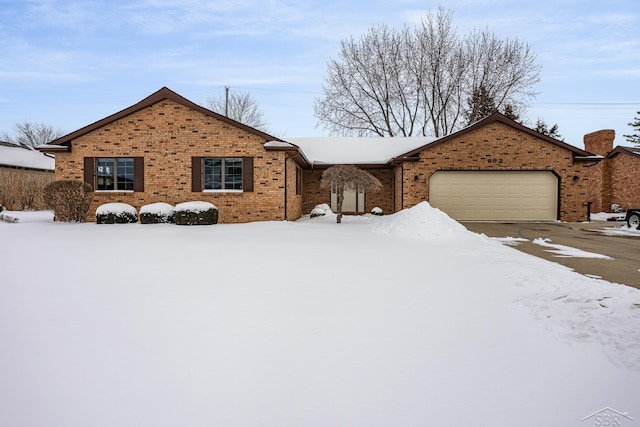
1;204;639;427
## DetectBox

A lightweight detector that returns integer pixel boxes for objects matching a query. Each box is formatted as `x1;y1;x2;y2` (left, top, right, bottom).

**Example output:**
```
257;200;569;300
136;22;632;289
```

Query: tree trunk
336;189;344;223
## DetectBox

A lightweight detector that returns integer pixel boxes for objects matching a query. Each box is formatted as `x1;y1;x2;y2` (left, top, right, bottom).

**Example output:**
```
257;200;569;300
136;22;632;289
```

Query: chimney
584;129;615;156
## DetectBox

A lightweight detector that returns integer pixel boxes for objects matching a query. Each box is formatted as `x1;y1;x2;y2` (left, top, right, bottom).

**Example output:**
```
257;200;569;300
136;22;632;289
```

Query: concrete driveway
462;221;640;289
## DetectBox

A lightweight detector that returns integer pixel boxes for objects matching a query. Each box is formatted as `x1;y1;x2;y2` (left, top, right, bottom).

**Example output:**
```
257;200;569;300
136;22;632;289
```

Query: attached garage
429;171;558;221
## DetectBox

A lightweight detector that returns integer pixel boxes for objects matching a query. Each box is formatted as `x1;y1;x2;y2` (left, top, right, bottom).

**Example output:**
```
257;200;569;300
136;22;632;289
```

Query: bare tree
2;121;64;149
314;8;541;137
207;88;268;131
320;165;382;223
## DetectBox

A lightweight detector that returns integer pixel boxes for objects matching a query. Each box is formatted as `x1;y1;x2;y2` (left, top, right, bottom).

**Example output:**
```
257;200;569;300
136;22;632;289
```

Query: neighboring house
39;87;600;223
0;141;55;210
584;130;640;212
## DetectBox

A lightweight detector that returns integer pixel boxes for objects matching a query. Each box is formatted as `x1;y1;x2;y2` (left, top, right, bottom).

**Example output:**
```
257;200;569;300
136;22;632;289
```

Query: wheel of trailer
628;213;640;229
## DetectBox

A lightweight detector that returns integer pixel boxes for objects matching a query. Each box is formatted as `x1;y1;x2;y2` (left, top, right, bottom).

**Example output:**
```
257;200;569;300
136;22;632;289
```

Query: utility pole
224;86;230;117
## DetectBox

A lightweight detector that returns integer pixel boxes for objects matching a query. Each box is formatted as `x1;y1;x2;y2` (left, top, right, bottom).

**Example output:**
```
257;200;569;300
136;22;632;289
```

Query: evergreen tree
624;111;640;146
466;86;521;124
466;85;496;124
534;118;563;141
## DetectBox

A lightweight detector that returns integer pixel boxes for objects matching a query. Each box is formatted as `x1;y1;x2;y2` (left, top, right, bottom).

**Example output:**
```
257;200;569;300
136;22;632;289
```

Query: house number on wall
487;158;503;164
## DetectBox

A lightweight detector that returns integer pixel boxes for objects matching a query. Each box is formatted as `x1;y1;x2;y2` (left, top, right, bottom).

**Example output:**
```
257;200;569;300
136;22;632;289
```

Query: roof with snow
0;142;55;171
278;113;595;167
282;136;435;166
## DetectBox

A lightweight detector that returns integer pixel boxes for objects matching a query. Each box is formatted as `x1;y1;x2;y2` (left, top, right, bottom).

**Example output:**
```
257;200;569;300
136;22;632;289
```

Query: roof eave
36;144;70;153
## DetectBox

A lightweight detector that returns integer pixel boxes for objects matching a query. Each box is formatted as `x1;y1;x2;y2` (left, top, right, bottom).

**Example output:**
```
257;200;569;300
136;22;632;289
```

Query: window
96;158;134;191
191;156;252;193
84;157;143;192
203;157;243;190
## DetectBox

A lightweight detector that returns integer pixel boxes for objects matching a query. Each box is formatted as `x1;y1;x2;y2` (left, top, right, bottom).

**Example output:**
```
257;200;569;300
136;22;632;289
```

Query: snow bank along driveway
1;204;639;427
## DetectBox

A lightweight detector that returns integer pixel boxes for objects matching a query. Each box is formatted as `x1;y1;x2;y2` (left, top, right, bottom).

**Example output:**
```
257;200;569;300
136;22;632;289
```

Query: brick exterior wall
302;168;395;215
583;129;640;212
400;121;591;222
583;130;615;212
610;152;640;210
285;157;303;220
53;99;292;223
394;165;403;213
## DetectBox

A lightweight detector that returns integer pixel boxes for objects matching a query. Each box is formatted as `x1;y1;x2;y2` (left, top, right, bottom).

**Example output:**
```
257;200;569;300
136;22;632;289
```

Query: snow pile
372;201;469;238
590;212;626;221
95;202;137;216
174;201;217;213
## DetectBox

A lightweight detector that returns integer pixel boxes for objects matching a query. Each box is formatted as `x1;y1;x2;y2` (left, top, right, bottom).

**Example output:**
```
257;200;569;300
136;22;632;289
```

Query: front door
331;187;365;213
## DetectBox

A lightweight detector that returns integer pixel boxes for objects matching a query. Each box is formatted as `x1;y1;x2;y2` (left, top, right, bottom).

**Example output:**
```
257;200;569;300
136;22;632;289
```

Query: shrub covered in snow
174;201;218;225
140;202;175;224
43;180;93;222
371;207;384;216
96;203;138;224
310;203;332;218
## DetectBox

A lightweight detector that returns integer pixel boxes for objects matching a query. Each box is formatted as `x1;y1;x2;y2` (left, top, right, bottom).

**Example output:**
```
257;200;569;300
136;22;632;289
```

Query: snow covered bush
140;202;175;224
43;180;93;222
173;201;218;225
371;207;384;216
310;203;332;218
96;203;138;224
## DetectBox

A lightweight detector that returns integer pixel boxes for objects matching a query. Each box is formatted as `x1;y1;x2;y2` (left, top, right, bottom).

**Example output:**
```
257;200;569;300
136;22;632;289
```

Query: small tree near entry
320;165;382;223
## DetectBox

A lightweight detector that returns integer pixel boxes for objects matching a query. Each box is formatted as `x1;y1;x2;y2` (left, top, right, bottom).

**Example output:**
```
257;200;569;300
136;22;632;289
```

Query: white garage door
429;171;558;221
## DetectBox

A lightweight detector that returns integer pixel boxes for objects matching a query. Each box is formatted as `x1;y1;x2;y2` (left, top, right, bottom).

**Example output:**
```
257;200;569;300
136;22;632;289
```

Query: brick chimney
584;129;615;156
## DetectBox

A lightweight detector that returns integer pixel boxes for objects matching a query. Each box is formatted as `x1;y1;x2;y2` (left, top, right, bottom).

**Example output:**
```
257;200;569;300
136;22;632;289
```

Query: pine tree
466;85;496;124
534;118;563;141
624;111;640;146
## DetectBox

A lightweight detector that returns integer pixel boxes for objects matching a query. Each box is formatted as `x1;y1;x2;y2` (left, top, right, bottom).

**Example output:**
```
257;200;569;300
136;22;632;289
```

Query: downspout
283;153;288;221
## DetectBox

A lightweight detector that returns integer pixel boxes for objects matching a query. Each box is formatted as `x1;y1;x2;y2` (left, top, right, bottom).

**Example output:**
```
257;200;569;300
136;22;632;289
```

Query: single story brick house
584;129;640;212
39;87;601;223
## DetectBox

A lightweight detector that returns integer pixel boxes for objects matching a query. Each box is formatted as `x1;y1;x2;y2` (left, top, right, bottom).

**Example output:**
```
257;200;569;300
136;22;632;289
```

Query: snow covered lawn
1;204;639;427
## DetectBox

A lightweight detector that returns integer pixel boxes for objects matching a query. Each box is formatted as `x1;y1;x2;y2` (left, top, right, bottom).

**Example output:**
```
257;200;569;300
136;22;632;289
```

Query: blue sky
0;0;638;148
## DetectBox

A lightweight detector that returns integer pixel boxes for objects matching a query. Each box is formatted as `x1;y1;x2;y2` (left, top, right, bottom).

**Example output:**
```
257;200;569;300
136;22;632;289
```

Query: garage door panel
429;171;557;221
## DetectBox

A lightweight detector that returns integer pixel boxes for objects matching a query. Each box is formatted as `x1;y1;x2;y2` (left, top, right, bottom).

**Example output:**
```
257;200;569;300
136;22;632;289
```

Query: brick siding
302;168;395;215
400;121;592;222
610;152;640;209
54;99;292;223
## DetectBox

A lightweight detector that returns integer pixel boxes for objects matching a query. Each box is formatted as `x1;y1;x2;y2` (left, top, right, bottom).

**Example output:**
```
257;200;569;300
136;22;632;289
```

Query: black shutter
133;157;144;192
83;157;95;190
192;157;202;192
242;157;253;192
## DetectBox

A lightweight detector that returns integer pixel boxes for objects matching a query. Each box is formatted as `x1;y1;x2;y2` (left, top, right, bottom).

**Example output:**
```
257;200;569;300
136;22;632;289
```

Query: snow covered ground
1;204;639;427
